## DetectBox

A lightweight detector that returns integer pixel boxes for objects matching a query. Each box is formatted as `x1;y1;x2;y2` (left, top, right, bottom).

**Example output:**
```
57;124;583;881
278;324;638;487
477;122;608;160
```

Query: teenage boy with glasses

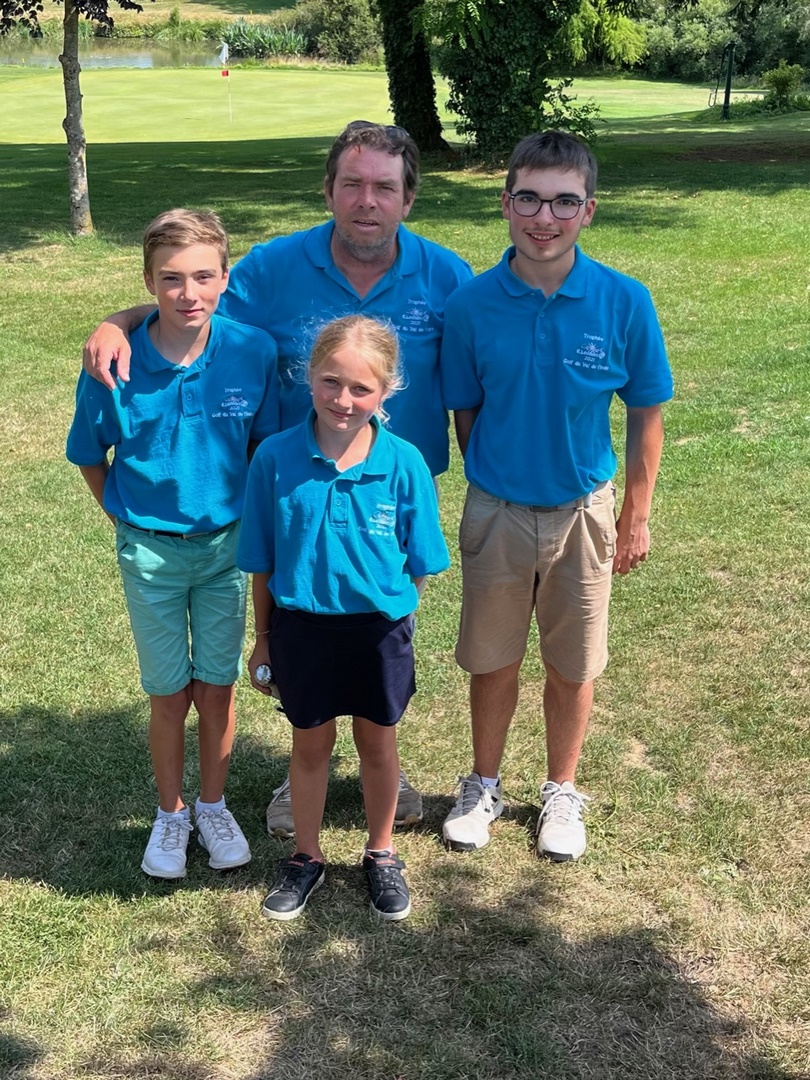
440;130;673;861
82;121;473;840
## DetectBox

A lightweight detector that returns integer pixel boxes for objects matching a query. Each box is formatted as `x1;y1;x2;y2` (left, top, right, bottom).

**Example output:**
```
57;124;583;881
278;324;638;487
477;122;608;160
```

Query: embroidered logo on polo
367;503;396;537
564;333;609;372
211;387;254;419
392;298;439;337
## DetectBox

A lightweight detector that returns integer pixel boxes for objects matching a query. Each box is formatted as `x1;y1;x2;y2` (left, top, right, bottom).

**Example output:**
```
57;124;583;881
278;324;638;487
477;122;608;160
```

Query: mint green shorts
115;520;246;696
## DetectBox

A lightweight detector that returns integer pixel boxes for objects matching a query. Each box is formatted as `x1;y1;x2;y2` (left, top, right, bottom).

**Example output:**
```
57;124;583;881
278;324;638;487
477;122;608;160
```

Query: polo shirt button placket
330;483;349;529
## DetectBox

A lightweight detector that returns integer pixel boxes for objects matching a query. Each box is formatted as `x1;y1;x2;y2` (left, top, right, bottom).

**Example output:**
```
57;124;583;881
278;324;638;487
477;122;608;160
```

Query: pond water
0;38;223;69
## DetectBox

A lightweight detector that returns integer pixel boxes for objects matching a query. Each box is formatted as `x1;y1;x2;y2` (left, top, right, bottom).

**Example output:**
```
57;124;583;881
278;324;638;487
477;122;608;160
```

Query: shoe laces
455;774;490;815
154;816;192;851
365;853;406;891
540;782;590;826
198;807;236;841
276;855;319;890
397;770;413;794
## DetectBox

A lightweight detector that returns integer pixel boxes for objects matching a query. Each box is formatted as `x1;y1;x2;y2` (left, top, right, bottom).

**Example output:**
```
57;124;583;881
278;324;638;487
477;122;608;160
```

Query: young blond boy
67;209;280;879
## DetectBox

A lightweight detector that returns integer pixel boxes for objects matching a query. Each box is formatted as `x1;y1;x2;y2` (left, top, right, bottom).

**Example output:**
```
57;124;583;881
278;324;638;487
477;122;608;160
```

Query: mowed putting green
3;66;810;1080
0;67;398;144
0;68;716;146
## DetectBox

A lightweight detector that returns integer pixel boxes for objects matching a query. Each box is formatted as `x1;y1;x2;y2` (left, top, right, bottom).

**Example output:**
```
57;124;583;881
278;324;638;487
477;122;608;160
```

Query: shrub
290;0;382;64
762;59;805;106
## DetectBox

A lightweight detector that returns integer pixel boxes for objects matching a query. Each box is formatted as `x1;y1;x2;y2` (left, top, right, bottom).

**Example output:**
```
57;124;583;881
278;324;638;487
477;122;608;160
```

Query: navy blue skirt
269;608;416;729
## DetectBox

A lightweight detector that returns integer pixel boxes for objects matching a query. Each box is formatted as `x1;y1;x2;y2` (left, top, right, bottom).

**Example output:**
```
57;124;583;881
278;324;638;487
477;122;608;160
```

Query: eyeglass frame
506;191;589;220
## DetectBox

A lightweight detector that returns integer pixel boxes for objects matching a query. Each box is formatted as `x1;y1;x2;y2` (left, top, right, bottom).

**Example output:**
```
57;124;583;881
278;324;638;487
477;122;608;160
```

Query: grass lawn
33;0;297;26
2;70;810;1079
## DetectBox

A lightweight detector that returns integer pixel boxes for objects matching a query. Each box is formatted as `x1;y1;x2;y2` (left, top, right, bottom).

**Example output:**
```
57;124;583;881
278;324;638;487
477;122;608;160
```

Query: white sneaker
141;813;193;879
536;780;591;862
442;772;503;852
265;776;295;838
196;807;252;870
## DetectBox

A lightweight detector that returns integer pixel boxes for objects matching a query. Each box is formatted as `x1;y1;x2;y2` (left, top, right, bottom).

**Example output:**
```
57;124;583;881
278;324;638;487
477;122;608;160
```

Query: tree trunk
59;3;93;236
373;0;449;153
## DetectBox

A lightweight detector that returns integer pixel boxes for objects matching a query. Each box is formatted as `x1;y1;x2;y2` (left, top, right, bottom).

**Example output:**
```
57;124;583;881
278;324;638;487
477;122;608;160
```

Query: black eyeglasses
507;192;587;220
345;120;411;140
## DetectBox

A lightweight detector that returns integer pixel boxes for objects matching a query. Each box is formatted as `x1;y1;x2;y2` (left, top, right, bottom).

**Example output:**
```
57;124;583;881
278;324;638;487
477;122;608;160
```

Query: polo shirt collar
137;310;218;374
496;244;592;299
306;410;394;477
303;220;418;283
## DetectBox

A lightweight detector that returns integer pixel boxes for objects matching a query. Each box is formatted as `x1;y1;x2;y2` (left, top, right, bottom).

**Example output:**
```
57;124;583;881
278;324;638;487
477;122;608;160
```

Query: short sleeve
66;372;120;466
617;286;673;408
399;454;450;579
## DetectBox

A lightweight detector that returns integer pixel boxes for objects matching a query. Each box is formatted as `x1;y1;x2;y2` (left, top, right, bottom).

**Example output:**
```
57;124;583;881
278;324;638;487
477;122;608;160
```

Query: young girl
237;315;449;921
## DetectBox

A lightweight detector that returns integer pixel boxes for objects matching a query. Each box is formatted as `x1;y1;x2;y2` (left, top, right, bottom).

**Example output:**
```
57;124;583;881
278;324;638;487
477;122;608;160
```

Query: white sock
195;796;226;816
480;775;500;789
156;805;189;821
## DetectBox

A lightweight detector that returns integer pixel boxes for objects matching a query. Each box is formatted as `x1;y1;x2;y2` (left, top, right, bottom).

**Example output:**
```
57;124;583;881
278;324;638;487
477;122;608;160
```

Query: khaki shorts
455;483;616;682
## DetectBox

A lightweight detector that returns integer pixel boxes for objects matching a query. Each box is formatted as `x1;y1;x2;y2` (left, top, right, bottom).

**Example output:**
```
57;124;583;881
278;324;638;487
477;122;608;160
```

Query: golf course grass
2;67;810;1080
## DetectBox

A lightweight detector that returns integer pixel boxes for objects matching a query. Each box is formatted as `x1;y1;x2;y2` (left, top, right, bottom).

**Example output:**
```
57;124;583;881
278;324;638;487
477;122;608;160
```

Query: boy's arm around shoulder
82;305;156;389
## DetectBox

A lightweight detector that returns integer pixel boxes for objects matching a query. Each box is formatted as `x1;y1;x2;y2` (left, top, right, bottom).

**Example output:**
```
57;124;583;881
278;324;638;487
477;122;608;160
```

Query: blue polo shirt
219;220;473;477
237;412;450;621
66;313;281;532
440;246;674;506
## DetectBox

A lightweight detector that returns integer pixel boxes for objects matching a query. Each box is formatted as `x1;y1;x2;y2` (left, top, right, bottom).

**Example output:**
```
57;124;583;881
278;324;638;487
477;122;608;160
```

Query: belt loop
499;499;509;509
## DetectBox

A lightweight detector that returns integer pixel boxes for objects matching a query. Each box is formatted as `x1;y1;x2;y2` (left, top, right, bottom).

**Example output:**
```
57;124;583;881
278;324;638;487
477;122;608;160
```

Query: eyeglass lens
511;195;583;220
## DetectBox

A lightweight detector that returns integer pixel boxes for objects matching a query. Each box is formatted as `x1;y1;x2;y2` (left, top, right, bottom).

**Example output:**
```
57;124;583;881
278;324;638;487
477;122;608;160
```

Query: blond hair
143;208;229;274
309;315;403;421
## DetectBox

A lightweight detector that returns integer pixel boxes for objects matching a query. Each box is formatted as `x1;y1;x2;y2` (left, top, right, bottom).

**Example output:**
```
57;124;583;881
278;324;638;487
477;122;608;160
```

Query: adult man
439;131;673;861
82;121;473;839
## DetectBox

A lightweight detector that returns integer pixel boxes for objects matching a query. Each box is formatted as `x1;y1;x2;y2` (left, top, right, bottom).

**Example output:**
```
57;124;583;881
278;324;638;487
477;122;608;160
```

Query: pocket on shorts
115;521;133;561
458;487;500;557
583;488;617;565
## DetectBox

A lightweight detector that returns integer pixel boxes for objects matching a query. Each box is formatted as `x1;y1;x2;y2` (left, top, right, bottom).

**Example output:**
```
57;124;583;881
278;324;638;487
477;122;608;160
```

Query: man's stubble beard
333;225;399;266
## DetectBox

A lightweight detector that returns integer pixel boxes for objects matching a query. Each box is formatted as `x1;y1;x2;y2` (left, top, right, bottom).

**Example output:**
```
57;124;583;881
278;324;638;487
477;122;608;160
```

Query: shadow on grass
180;0;297;13
0;1029;44;1078
0;703;375;899
82;876;801;1080
5;127;810;253
2;708;805;1077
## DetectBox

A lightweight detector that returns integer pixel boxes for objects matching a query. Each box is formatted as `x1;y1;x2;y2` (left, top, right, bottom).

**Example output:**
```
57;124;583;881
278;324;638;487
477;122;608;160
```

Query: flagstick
227;73;232;124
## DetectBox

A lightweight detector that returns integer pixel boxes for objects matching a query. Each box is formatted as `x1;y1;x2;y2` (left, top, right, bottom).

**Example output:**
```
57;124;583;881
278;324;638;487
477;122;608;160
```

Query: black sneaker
363;851;411;922
261;853;325;921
